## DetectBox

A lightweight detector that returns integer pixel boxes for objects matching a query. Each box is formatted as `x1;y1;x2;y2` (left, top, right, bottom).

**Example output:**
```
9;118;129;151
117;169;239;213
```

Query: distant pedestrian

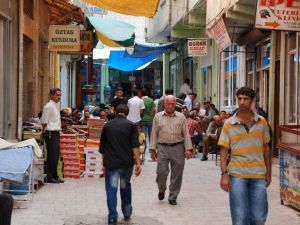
99;104;142;225
40;88;64;184
184;92;197;111
0;193;14;225
218;87;271;225
141;89;155;143
150;95;193;206
157;89;174;113
176;93;187;112
111;87;128;113
179;78;192;95
127;89;145;124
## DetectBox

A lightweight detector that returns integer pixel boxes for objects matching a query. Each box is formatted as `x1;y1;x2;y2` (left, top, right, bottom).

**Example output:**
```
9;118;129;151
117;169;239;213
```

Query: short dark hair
165;89;174;95
184;78;190;84
115;104;129;116
189;92;197;97
50;88;61;95
116;87;123;92
132;89;138;96
142;88;148;96
178;93;187;100
236;87;255;99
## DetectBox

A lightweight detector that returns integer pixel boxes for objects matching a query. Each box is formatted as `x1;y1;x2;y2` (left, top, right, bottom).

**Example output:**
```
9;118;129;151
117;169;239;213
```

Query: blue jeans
105;167;133;222
229;176;268;225
142;122;152;141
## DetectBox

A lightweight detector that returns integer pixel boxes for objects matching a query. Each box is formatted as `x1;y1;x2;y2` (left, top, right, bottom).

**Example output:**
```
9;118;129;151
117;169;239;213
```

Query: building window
24;0;34;19
221;45;238;109
202;66;212;101
255;39;271;112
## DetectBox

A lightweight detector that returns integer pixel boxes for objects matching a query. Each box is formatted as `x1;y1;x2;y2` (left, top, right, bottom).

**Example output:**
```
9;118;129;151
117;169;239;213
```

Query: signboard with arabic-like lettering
49;25;80;52
188;39;208;57
255;0;300;31
209;17;231;51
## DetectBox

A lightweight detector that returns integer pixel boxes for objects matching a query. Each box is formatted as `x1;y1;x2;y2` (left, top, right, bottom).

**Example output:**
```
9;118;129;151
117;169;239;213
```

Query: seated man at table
201;115;223;161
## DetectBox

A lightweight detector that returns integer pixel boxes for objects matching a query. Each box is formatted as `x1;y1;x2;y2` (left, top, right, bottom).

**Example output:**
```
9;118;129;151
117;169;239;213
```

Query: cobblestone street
11;153;300;225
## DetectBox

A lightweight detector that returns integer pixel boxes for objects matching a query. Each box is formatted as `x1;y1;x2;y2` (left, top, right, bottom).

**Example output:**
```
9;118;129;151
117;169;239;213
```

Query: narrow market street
11;153;300;225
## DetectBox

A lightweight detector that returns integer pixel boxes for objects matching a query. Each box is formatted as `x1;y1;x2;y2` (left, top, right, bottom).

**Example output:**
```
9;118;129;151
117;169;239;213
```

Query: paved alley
11;153;300;225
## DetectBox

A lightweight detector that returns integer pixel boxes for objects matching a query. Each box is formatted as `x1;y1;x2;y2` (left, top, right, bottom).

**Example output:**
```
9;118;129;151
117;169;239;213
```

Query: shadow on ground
64;215;164;225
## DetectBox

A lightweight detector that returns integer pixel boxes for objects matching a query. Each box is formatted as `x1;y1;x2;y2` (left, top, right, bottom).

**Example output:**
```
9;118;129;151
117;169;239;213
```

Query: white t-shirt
184;96;192;111
199;108;206;117
127;96;145;123
40;100;61;131
180;83;191;95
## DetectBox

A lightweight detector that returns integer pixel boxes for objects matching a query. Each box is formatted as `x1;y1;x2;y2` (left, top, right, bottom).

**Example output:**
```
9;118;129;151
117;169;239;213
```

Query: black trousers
44;131;60;180
0;193;14;225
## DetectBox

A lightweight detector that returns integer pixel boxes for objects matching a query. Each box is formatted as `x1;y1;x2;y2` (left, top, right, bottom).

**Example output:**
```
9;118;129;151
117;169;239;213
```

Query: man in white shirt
40;88;63;184
179;78;192;95
127;89;145;124
194;101;206;117
184;92;197;112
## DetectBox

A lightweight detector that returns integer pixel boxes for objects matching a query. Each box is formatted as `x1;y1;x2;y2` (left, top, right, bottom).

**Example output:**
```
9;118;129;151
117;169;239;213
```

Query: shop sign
187;39;208;57
49;25;80;52
209;17;231;51
255;0;300;31
80;31;93;54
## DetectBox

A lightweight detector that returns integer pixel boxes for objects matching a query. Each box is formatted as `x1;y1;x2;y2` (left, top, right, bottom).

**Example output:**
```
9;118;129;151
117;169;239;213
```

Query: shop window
202;66;212;101
221;45;238;108
285;33;297;124
262;41;271;67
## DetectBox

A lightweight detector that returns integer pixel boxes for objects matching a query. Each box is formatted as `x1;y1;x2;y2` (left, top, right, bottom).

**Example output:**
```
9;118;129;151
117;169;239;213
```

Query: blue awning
108;50;160;72
124;42;175;58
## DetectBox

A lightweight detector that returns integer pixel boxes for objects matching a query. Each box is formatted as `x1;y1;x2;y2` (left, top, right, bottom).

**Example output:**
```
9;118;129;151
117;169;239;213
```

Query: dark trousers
105;167;133;222
44;131;60;180
0;193;14;225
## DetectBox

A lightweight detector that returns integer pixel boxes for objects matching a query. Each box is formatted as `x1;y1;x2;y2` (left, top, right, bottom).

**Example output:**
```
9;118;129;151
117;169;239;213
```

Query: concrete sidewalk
11;153;300;225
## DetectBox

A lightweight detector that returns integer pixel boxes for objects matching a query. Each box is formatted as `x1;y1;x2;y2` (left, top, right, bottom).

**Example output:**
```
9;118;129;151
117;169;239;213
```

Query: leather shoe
48;178;59;184
124;216;131;221
201;156;208;161
158;192;165;200
168;200;177;205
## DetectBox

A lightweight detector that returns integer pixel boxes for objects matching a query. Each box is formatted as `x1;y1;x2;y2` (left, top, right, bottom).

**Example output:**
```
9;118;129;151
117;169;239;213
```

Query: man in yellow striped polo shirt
218;87;271;225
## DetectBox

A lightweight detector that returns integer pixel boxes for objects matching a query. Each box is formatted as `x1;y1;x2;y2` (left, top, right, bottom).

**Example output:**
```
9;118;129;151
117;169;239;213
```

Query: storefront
0;1;19;139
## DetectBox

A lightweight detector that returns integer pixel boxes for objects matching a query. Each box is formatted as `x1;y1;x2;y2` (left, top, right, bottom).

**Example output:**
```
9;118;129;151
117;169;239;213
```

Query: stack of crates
83;139;103;178
78;138;86;175
60;134;80;179
87;118;105;139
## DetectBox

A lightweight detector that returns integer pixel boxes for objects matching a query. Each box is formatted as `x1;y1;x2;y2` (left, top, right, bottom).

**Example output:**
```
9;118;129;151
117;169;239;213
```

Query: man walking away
40;88;64;184
127;89;145;124
150;95;193;206
141;88;155;145
99;104;142;225
218;87;271;225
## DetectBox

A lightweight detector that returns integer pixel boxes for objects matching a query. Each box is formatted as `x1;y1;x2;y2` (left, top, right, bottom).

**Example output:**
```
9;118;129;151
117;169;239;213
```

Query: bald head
164;95;176;114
